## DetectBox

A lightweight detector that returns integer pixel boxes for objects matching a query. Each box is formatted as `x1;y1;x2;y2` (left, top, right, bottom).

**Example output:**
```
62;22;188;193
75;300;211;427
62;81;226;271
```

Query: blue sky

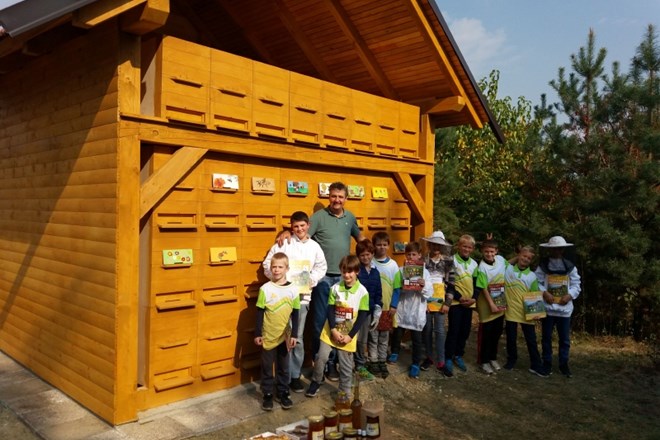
438;0;660;107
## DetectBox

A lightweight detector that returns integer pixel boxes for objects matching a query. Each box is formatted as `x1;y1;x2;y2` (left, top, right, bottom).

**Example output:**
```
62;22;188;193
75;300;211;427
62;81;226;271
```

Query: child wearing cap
535;236;581;378
420;231;455;372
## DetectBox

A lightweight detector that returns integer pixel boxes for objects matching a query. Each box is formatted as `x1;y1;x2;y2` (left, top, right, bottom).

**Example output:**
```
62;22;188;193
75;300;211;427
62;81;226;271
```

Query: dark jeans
478;315;504;364
260;341;290;396
445;305;473;359
541;315;571;367
505;320;542;369
311;275;341;362
391;327;424;366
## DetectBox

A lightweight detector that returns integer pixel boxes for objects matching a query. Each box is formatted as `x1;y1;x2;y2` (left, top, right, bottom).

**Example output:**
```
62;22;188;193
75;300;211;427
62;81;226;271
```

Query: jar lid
342;427;359;434
338;409;353;416
308;415;324;423
324;410;338;417
326;432;344;439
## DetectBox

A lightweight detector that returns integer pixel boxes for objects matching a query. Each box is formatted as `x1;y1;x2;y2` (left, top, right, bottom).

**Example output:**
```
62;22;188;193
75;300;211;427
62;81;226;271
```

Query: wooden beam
274;0;337;83
120;116;434;175
115;133;141;423
325;0;398;100
404;0;483;128
73;0;146;29
120;0;169;35
420;96;465;115
393;172;426;222
169;0;223;48
217;0;277;65
139;146;207;219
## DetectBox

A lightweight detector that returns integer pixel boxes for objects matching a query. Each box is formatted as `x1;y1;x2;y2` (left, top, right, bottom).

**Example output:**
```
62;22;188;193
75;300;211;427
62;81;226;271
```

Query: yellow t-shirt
319;280;370;352
504;265;540;324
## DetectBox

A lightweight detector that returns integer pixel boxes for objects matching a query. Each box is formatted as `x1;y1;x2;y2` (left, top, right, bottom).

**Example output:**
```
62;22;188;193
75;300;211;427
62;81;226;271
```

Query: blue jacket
358;264;383;313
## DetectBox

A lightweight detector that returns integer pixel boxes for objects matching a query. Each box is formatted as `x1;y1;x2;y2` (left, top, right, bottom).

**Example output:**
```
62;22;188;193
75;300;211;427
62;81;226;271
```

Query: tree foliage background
434;26;659;342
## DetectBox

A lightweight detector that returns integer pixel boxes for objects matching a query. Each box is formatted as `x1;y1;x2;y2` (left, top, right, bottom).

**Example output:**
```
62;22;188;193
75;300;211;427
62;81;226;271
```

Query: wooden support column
114;31;141;424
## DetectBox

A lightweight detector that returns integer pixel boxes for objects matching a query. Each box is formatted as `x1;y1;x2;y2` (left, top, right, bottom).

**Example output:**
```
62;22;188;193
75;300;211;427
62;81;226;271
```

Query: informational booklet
402;258;424;291
547;274;569;303
488;283;506;309
289;259;312;301
523;292;547;320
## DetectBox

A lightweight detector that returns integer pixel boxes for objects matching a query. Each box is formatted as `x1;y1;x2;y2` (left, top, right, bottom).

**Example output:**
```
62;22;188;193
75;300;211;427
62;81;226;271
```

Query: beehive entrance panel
141;148;414;410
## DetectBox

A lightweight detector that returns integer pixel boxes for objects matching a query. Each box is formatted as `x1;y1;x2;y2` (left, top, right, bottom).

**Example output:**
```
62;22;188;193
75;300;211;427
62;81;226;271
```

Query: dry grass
196;335;660;439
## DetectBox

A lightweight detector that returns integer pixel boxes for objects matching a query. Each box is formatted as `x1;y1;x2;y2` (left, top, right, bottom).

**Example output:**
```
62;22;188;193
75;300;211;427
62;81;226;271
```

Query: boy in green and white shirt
306;255;370;398
255;253;300;411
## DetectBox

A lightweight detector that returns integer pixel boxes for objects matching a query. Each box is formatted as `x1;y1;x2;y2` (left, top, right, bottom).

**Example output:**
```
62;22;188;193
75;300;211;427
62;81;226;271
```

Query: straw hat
539;236;573;248
422;230;449;246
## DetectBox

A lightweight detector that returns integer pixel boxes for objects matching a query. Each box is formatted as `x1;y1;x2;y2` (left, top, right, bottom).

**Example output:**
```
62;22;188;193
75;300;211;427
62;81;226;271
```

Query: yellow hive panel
253;61;290;139
290;72;322;144
210;49;253;133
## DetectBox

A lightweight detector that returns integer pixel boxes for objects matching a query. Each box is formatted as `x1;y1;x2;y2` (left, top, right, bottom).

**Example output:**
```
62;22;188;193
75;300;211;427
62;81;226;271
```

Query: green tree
532;26;659;339
434;70;541;254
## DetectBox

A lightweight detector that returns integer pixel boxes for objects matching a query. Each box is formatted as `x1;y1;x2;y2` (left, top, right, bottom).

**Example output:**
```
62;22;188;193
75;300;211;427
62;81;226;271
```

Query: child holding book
475;239;508;374
443;234;479;377
305;255;370;398
254;253;301;411
262;211;327;393
535;236;581;378
369;231;403;379
389;241;433;378
355;239;382;381
503;245;547;377
420;231;455;372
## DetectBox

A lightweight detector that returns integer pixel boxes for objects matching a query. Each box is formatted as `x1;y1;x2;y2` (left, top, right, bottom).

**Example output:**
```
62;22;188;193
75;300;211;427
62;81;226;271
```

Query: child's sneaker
559;363;572;378
420;357;433;371
325;362;340;382
436;361;445;372
367;362;381;377
275;392;293;409
386;353;398;364
454;356;467;372
481;363;494;375
503;360;516;370
356;366;375;381
408;364;420;379
443;359;454;377
305;381;321;397
528;366;549;378
378;362;389;379
490;360;502;371
262;394;274;411
289;377;305;393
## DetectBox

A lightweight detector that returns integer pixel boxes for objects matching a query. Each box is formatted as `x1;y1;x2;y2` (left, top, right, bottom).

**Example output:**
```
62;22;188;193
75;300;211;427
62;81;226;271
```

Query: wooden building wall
0;24;121;422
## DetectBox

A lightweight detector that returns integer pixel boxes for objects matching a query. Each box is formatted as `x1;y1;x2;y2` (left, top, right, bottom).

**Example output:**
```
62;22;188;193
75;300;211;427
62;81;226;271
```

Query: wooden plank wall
0;23;120;422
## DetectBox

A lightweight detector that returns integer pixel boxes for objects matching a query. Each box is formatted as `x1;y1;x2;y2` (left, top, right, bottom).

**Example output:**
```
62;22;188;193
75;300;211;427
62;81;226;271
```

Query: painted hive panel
141;148;416;410
0;24;120;422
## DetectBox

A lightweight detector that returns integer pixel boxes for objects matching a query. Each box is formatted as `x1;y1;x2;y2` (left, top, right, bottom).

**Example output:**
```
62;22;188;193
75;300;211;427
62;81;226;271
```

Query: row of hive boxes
156;36;421;158
147;282;261;394
150;222;413;292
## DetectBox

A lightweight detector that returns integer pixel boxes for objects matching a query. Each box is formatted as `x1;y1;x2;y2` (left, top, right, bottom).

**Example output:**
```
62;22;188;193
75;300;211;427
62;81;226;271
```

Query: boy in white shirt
263;211;327;392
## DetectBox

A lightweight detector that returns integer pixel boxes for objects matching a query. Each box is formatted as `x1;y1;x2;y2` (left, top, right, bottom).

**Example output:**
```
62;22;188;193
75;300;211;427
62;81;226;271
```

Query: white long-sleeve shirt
535;258;581;318
262;235;327;304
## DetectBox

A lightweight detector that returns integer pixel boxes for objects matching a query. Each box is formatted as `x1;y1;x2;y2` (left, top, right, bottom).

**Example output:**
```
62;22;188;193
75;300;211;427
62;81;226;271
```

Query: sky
438;0;660;108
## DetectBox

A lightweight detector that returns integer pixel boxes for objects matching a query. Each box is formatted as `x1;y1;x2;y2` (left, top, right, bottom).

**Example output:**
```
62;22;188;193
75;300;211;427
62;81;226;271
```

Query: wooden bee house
0;0;503;424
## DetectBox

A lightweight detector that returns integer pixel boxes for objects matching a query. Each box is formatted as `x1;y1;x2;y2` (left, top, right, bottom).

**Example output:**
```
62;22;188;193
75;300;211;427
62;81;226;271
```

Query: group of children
255;214;581;411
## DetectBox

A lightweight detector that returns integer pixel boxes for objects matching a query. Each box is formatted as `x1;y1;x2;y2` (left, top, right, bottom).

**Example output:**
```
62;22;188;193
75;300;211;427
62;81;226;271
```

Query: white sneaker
481;363;494;375
490;360;502;371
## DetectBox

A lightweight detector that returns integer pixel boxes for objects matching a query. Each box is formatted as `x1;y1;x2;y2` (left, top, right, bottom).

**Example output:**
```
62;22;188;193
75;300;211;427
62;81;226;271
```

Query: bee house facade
0;0;501;424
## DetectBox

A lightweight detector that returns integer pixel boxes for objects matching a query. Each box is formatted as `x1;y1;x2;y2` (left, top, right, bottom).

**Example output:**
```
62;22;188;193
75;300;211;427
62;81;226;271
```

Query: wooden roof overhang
0;0;503;142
